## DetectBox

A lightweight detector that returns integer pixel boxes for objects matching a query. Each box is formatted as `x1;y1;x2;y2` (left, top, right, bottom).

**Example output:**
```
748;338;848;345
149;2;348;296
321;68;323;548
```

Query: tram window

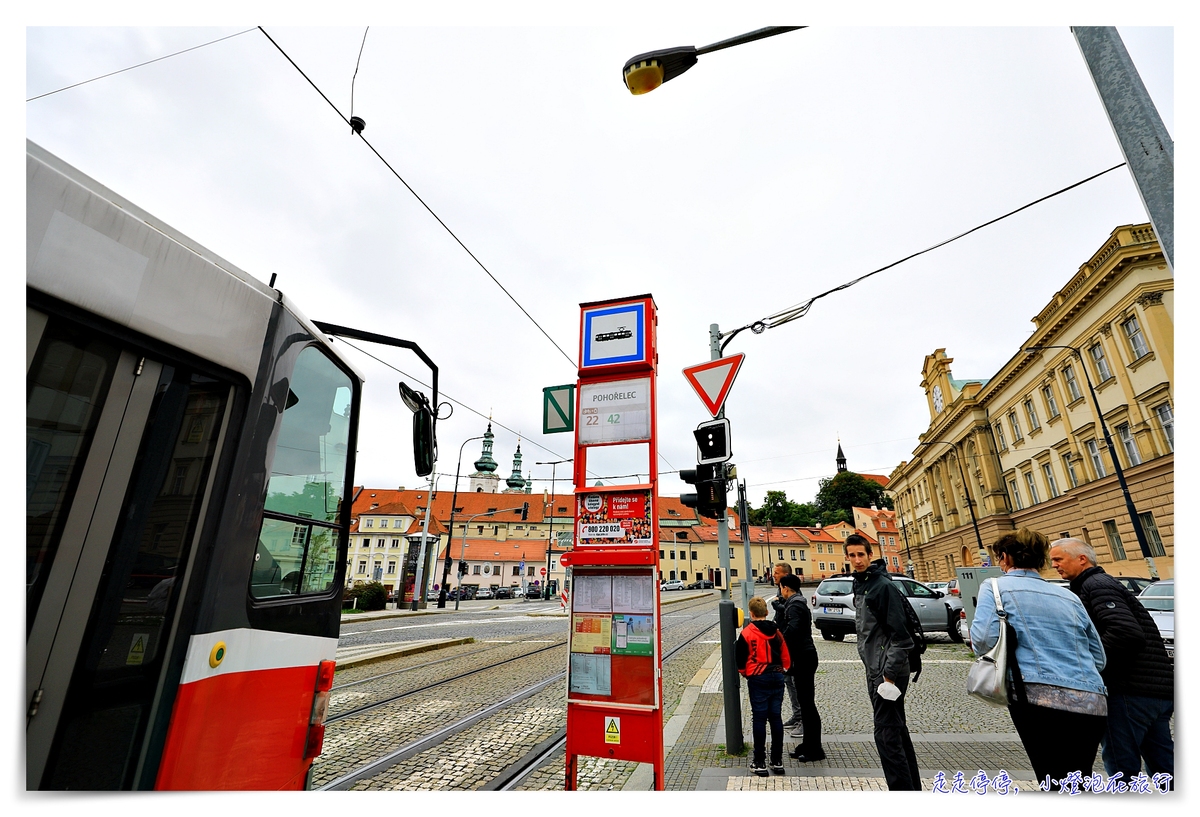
26;321;121;629
252;347;353;600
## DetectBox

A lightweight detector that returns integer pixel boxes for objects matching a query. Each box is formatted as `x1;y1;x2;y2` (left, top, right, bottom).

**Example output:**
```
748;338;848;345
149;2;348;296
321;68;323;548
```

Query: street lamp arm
696;26;806;56
622;26;806;94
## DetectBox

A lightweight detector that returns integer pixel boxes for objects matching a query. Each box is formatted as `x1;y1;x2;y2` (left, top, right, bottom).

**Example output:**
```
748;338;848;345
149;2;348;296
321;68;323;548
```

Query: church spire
474;422;498;473
506;440;526;490
836;440;847;473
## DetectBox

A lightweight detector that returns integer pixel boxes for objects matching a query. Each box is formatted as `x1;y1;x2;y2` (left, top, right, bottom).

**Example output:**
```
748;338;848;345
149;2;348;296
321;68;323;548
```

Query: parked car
660;580;685;591
494;587;513;599
811;575;964;642
475;588;495;600
926;581;950;595
1113;575;1156;595
1138;579;1174;662
946;578;960;597
512;587;526;598
686;580;715;590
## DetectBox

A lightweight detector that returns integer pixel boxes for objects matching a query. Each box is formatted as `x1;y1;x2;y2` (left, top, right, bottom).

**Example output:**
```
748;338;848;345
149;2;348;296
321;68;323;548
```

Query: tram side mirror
400;381;436;477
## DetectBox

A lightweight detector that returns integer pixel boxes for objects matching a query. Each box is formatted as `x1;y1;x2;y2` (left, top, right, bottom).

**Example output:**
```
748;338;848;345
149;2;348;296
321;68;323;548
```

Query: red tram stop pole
562;295;666;790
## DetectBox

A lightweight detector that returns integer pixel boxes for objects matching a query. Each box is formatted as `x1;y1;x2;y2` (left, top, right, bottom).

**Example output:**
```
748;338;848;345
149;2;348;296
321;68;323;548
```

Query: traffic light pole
711;324;733;602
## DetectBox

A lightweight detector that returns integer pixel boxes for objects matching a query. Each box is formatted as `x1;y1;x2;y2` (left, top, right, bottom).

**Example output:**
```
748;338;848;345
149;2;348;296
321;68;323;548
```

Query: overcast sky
24;21;1175;512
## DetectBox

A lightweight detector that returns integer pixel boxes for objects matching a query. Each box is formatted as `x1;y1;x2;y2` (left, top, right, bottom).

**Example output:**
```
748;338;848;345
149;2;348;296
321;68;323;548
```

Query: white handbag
965;579;1011;707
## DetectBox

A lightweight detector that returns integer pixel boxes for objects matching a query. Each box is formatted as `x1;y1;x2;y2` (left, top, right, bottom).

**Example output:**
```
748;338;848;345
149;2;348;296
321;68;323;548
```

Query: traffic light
458;560;469;577
679;463;726;520
521;502;529;521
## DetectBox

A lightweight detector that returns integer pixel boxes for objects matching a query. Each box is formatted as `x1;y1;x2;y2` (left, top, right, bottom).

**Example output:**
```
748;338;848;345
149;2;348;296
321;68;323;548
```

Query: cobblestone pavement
319;596;719;790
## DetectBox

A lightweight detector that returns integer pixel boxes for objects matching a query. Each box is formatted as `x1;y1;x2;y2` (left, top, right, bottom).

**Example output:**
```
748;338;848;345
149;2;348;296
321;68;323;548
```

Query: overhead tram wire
26;28;257;102
256;27;576;369
719;162;1130;352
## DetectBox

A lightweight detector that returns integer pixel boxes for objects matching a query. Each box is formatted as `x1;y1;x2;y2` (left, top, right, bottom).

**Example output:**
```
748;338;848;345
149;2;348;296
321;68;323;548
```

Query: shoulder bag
966;579;1012;707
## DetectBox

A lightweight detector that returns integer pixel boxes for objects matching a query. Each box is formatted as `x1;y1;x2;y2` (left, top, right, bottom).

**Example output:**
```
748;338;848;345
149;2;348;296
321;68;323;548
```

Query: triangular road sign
682;354;745;417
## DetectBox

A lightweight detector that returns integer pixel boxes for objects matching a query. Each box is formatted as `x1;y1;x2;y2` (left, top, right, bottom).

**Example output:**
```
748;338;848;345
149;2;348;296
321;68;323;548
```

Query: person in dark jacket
1051;538;1174;783
771;562;803;729
778;573;824;761
847;534;920;790
736;596;791;776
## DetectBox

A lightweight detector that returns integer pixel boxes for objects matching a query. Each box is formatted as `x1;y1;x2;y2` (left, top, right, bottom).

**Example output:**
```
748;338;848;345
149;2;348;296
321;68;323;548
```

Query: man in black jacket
1051;538;1174;783
778;573;824;761
848;534;920;790
771;562;802;729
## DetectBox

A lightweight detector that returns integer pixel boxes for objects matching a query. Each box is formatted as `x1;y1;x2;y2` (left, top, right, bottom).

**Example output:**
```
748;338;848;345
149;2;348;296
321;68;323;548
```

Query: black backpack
900;599;926;683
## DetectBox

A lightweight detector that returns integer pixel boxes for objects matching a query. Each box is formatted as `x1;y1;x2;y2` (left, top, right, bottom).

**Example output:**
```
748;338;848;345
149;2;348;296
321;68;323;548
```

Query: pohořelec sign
577;377;650;445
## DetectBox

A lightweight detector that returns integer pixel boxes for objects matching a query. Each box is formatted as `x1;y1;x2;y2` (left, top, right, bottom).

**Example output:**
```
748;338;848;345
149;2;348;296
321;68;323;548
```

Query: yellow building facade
888;224;1173;582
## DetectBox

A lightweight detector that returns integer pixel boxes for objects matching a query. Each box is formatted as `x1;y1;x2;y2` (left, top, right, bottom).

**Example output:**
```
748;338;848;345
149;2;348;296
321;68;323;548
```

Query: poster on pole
575;488;653;548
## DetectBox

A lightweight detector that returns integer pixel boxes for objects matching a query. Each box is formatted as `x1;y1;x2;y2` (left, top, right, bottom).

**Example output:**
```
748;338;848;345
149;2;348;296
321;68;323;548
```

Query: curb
335;637;475;669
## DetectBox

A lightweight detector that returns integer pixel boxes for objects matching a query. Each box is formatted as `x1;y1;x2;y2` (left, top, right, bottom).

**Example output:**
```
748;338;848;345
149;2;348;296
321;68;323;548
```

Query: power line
721;162;1129;350
257;27;576;369
26;28;257;102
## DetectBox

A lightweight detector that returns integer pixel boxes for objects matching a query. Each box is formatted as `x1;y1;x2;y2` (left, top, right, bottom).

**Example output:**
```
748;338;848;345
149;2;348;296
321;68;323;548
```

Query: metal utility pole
711;324;733;601
410;476;436;611
1073;27;1173;273
737;480;754;614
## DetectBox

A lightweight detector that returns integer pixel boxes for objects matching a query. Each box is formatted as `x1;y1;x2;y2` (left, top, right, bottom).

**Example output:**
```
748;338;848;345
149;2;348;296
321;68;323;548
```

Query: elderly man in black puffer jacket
1051;538;1174;785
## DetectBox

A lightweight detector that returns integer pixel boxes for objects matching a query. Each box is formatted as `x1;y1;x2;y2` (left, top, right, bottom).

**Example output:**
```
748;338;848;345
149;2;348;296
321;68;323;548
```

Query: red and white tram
26;141;428;789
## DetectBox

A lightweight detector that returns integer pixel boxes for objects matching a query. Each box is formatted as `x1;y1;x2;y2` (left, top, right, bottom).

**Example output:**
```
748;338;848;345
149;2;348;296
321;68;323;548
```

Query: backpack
900;599;926;683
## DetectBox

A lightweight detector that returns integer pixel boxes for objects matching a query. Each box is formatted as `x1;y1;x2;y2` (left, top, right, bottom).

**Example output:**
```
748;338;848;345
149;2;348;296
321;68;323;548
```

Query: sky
22;19;1176;514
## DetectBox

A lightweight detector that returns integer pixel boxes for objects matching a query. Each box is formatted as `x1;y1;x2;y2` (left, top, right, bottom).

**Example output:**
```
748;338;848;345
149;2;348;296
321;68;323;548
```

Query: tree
748;490;820;527
814;471;893;525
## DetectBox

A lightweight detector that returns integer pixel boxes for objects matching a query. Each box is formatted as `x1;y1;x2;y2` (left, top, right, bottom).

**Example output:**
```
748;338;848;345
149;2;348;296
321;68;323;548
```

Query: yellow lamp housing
624;60;664;95
621;45;699;95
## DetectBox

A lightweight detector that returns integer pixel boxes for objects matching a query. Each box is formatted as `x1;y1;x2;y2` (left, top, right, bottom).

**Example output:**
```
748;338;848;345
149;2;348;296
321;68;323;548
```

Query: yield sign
682;354;745;417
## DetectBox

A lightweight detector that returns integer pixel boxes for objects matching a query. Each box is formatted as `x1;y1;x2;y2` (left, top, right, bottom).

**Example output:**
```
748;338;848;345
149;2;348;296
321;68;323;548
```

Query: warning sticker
605;716;621;744
127;633;150;666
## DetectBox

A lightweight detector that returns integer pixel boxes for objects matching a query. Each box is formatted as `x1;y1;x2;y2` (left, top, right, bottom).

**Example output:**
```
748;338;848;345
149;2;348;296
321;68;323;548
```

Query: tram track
315;596;719;791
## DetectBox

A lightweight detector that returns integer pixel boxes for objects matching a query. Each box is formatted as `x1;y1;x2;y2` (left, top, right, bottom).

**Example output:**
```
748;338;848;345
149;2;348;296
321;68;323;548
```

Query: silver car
1138;579;1174;662
810;574;964;642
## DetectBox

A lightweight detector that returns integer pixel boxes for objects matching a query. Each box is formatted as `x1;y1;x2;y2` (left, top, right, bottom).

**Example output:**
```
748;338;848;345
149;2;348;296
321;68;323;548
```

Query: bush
346;581;387;611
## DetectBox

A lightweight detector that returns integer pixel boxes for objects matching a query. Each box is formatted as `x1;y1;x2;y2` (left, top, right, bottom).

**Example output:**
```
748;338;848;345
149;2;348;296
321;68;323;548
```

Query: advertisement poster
611;614;654;656
576;490;653;547
571;613;612;654
569;653;612;696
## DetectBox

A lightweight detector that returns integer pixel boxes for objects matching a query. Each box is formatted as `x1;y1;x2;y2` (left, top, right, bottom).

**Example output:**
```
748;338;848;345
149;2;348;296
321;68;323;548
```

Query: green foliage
814;472;893;524
346;580;387;611
747;490;820;527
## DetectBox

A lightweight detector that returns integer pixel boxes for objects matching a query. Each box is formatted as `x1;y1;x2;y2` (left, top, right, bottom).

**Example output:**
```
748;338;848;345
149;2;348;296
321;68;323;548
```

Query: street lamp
437;435;485;609
536;459;572;600
622;27;805;94
915;440;987;566
1023;344;1159;578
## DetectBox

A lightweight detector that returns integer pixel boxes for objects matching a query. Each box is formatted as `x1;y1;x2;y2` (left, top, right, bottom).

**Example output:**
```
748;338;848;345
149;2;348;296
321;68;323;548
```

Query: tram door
26;308;233;789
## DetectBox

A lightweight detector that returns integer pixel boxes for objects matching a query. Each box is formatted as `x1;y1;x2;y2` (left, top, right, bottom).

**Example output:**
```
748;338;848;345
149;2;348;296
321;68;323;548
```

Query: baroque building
887;224;1173;581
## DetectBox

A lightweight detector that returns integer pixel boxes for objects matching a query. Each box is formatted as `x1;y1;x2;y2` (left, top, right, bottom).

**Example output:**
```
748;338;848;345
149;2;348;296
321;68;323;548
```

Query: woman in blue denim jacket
970;528;1107;787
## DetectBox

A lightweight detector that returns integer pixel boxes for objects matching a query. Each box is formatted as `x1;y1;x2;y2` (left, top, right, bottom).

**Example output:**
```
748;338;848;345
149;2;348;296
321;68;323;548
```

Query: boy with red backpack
736;596;791;776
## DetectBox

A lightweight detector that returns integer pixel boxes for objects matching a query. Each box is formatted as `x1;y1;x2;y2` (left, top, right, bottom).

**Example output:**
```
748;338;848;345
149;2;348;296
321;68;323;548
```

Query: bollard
718;599;744;755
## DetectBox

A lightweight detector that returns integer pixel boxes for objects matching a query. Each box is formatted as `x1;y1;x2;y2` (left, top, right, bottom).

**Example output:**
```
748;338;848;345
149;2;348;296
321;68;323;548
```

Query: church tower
836;441;847;473
468;422;501;493
503;442;527;493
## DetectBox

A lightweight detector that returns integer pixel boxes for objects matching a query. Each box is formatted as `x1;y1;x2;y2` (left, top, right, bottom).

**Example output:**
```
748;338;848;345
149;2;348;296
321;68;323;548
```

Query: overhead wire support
719;161;1129;352
257;27;576;368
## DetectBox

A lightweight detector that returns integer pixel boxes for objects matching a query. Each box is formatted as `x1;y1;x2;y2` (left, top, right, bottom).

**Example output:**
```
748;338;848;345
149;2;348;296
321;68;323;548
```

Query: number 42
606;414;620;424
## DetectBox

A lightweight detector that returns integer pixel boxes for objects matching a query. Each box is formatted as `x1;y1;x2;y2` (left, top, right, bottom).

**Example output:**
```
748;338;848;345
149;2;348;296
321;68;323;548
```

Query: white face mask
877;680;902;701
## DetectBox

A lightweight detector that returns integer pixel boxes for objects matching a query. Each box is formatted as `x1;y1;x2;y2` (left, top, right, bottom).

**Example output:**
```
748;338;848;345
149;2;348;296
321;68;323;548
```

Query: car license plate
822;607;842;614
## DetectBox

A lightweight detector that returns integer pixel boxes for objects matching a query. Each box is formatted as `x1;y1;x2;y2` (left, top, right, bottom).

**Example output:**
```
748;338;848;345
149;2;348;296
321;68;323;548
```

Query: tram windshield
252;346;352;599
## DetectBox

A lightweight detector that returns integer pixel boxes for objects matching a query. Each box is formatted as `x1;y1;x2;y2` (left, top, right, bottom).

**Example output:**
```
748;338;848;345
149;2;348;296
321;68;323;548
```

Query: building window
493;526;499;536
659;549;665;558
1155;403;1173;452
819;562;826;571
729;569;738;578
1024;399;1040;431
528;567;535;576
172;464;189;495
364;519;373;528
473;565;481;574
669;550;676;560
1122;315;1150;359
1023;471;1040;505
1089;343;1113;381
790;549;796;560
728;548;735;559
392;538;400;548
1138;512;1167;557
1063;453;1080;489
1063;365;1083;402
513;566;521;576
798;550;806;561
387;560;396;575
1086;439;1106;478
1041;463;1059;498
357;560;366;574
373;560;382;578
994;423;1007;451
361;538;371;549
477;526;484;535
1102;520;1126;561
1008;412;1023;442
1116;422;1142;466
691;551;698;560
1008;479;1024;510
379;519;388;528
1043;386;1060;419
777;548;783;559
